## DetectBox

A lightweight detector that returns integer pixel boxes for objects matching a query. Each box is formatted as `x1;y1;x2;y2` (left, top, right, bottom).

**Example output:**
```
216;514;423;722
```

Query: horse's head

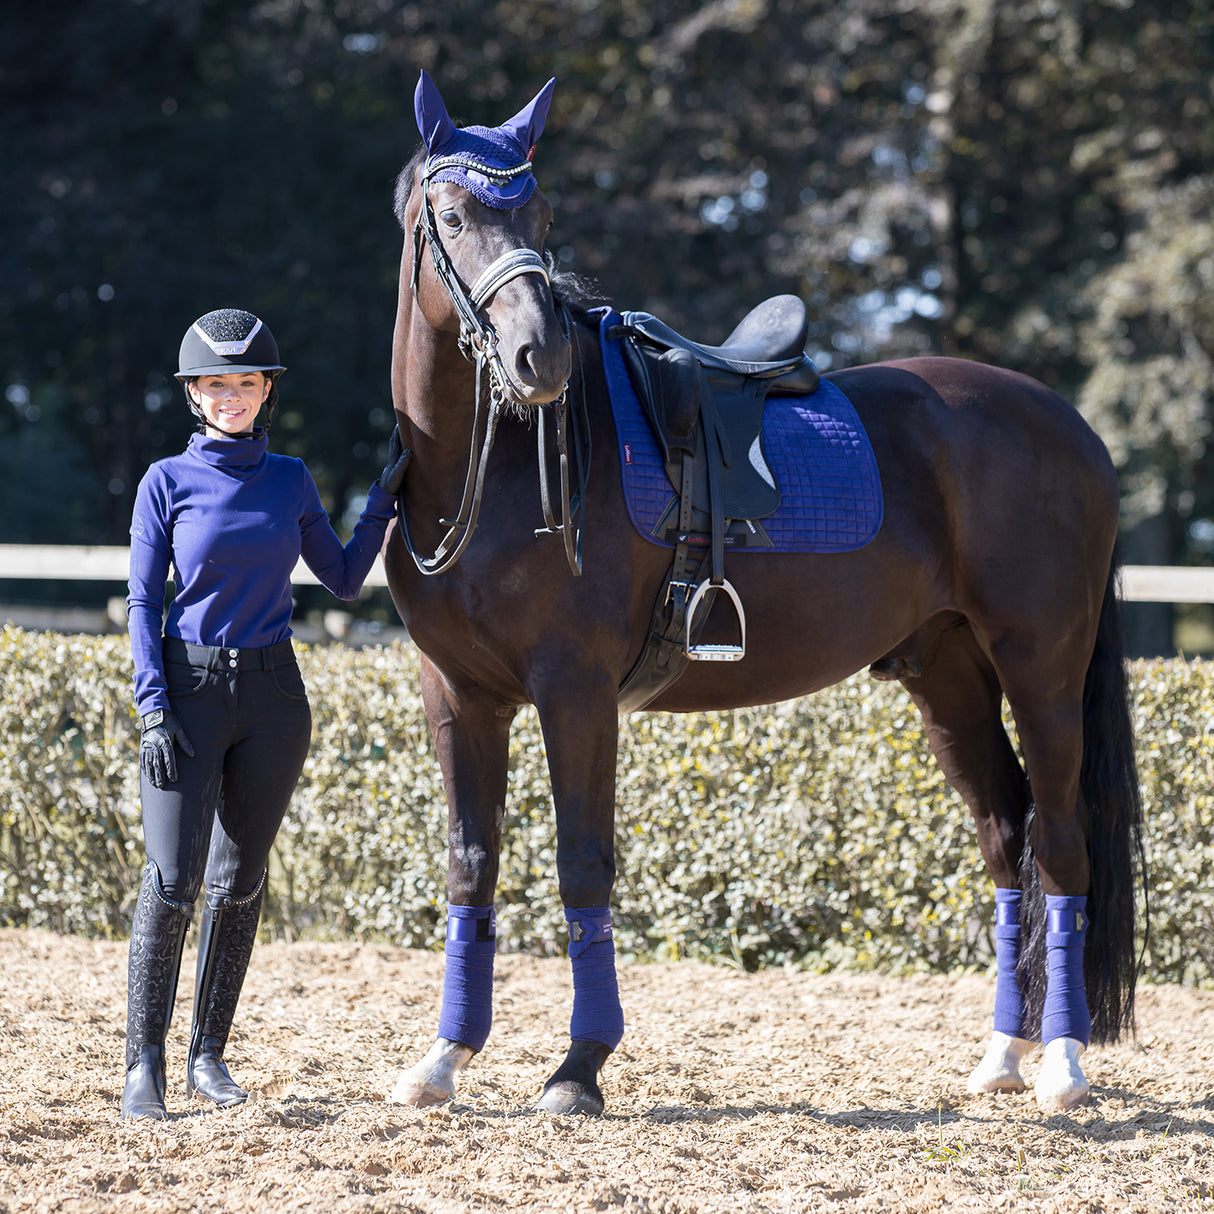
399;71;571;409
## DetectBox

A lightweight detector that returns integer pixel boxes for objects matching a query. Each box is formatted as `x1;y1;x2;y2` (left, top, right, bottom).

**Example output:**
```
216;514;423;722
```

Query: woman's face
189;372;271;436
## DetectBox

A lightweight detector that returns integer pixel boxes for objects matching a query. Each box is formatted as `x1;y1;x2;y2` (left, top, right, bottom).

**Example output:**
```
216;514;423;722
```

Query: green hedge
1;625;1210;985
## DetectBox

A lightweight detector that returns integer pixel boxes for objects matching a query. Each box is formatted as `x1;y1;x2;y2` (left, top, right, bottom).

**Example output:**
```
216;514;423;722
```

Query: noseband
399;155;584;577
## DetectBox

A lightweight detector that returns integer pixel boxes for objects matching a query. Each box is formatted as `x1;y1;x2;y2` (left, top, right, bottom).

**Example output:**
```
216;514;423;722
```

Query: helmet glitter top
193;309;265;356
175;308;286;381
414;69;555;211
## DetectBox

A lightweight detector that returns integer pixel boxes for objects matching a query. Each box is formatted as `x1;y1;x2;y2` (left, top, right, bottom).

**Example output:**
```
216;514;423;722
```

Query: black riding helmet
175;308;287;429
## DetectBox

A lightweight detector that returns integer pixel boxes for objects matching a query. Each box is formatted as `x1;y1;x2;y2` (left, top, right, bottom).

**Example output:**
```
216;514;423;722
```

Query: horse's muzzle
487;326;570;407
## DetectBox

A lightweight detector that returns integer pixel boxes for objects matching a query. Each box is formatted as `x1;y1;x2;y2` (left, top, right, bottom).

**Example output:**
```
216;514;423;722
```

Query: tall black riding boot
186;872;265;1107
121;863;193;1121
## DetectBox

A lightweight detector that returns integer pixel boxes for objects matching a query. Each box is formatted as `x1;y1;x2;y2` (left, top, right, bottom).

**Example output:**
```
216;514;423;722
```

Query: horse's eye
440;211;461;230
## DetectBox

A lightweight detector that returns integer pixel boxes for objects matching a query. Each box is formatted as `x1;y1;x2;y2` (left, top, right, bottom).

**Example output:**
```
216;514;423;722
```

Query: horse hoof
391;1073;453;1107
1034;1037;1089;1110
390;1039;474;1107
536;1081;604;1117
966;1031;1032;1094
536;1040;611;1116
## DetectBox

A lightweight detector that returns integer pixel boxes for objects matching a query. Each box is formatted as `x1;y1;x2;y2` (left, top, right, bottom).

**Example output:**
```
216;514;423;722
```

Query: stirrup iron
685;578;746;661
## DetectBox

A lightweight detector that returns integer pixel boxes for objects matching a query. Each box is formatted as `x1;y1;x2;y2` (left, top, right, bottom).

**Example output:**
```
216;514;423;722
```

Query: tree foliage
2;0;1212;649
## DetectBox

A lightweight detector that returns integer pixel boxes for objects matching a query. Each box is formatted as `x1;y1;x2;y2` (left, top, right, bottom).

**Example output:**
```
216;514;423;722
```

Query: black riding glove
139;710;196;788
376;427;410;495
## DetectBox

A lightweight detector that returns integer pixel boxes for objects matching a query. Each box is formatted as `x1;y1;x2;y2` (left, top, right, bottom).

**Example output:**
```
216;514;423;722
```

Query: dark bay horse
384;73;1141;1115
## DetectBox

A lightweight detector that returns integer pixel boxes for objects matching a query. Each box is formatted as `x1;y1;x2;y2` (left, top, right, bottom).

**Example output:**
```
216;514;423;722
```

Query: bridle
398;154;585;576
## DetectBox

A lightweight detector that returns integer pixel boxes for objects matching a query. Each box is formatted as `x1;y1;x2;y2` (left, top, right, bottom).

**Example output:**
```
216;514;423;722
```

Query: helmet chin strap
263;378;279;431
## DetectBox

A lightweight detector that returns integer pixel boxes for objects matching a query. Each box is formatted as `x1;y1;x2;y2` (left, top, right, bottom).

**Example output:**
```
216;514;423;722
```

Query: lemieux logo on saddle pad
598;309;883;554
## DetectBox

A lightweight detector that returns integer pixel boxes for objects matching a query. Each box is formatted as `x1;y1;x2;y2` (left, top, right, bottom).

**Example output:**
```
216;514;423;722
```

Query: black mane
392;145;427;230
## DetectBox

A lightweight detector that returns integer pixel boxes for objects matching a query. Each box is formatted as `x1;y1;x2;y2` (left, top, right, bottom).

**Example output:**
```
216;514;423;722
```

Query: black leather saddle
624;293;819;378
615;295;819;529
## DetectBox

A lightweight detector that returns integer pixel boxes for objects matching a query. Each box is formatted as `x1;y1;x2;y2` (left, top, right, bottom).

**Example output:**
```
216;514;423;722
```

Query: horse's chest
401;575;526;672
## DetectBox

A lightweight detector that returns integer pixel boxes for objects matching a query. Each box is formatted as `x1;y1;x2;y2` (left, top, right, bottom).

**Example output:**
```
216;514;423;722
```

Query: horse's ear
499;78;556;154
415;69;456;154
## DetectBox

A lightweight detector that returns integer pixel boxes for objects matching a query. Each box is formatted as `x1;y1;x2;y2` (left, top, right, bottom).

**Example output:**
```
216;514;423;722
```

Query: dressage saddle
614;295;820;711
615;295;820;533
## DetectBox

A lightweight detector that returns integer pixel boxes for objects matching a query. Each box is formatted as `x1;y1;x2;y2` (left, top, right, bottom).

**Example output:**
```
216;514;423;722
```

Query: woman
122;307;408;1121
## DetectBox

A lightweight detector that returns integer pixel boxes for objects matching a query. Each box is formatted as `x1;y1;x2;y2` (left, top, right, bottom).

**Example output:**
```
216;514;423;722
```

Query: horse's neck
392;300;480;483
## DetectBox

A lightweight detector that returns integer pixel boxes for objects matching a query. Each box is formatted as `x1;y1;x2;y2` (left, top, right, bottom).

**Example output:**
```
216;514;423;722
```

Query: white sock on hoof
967;1031;1034;1094
390;1038;474;1107
1034;1036;1089;1110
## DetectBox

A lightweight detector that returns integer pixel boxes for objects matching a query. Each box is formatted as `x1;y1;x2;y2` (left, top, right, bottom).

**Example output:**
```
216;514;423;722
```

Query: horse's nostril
516;343;562;385
508;334;571;399
516;345;537;380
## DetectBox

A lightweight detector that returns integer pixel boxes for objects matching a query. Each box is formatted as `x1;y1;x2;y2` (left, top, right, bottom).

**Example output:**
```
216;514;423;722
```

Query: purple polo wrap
992;887;1026;1037
437;903;496;1052
1041;894;1091;1046
566;906;624;1050
414;69;555;210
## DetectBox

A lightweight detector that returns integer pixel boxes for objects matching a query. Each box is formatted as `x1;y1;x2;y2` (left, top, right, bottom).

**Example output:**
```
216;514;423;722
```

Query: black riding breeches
139;638;312;904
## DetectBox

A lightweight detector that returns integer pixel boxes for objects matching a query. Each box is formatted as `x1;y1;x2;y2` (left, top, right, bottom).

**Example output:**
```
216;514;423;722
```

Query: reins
395;354;504;576
534;312;589;575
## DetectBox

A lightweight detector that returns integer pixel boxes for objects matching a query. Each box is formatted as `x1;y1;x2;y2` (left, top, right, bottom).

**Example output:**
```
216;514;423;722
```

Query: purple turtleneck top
127;431;395;715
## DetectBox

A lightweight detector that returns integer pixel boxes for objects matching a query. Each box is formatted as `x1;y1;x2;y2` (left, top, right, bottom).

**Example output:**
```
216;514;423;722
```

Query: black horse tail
1019;543;1145;1044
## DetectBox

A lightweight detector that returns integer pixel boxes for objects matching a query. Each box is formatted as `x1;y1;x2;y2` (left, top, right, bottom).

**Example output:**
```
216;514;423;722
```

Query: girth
614;295;820;712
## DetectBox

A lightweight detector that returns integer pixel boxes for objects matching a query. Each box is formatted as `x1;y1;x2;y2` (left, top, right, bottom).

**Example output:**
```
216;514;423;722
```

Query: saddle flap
619;329;782;524
697;374;780;521
621;339;700;463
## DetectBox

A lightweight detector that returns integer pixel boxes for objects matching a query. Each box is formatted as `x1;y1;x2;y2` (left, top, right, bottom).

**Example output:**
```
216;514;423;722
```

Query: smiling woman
174;308;286;432
117;306;411;1124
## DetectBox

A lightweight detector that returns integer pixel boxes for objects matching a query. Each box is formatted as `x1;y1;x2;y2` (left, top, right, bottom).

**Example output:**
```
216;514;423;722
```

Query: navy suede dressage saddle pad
597;308;883;553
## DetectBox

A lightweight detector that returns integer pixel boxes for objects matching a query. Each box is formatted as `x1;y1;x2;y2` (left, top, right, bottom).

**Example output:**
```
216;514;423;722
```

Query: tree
3;0;1212;651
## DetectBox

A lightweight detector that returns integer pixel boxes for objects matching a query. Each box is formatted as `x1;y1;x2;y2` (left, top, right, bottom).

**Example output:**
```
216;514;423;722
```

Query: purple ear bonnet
414;69;555;210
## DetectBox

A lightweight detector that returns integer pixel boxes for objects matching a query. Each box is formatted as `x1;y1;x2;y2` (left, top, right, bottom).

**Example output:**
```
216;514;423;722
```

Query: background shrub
1;625;1209;985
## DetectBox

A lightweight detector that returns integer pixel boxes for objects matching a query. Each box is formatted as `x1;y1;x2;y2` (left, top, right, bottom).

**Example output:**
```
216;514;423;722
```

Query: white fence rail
0;544;1209;601
0;545;396;640
0;544;389;588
